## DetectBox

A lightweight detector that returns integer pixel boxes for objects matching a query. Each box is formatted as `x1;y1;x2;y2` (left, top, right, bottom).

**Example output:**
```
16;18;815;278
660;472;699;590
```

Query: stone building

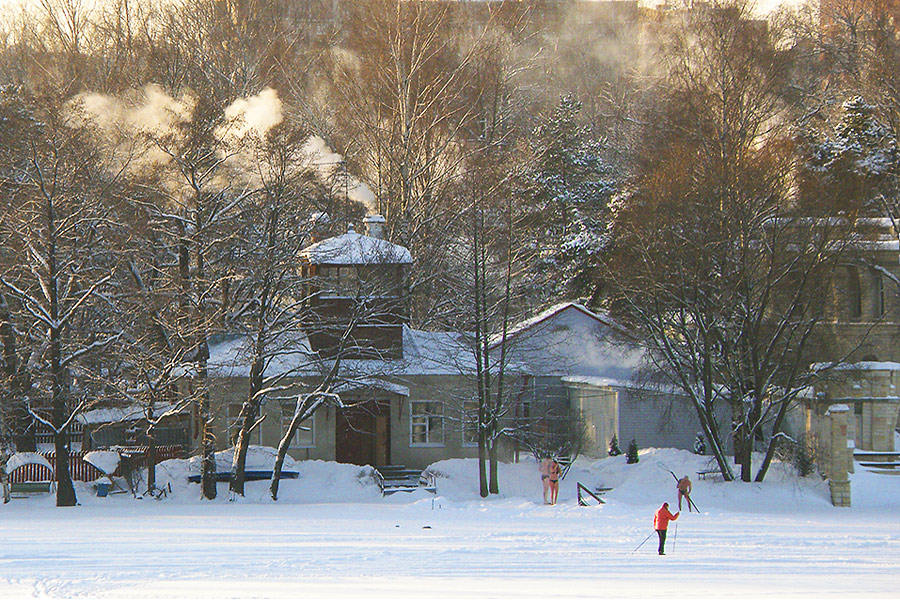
803;219;900;503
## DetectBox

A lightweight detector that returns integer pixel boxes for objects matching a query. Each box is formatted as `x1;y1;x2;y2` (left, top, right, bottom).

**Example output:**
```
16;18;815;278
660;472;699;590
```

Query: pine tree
520;94;619;301
625;438;639;464
794;438;815;477
693;433;706;455
608;434;622;457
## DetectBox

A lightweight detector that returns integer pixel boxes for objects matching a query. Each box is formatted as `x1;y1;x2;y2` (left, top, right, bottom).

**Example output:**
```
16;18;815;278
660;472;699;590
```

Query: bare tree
601;0;853;482
0;92;124;505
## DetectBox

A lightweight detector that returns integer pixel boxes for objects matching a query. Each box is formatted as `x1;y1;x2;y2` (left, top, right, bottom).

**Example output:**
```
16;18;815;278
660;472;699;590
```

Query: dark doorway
335;399;391;466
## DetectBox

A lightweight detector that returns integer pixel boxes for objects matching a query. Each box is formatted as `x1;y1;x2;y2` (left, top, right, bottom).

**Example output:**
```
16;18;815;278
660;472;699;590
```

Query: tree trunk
755;398;792;482
231;424;251;496
198;362;217;500
231;327;267;496
0;416;11;503
733;409;752;483
143;401;157;494
477;418;488;498
51;338;77;507
147;437;157;492
195;216;216;501
0;456;8;504
488;429;499;495
270;395;313;501
48;201;76;507
269;428;291;501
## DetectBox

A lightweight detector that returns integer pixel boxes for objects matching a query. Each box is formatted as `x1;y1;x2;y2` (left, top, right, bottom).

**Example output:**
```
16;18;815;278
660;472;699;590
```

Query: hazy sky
0;0;804;17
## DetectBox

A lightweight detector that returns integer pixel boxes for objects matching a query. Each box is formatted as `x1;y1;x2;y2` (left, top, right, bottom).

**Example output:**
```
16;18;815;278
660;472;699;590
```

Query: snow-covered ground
2;447;898;599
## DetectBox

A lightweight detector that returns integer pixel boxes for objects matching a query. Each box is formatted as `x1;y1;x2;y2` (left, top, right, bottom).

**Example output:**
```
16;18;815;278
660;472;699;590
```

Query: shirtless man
539;456;552;504
677;475;692;512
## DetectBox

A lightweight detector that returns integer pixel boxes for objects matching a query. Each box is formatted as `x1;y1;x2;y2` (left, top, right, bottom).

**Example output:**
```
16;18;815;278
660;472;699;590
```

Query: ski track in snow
1;449;898;599
1;501;897;599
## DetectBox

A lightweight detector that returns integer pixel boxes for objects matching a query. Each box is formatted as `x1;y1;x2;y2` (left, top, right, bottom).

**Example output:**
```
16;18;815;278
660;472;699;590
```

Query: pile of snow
37;445;897;515
83;450;120;476
426;448;840;514
4;452;53;475
143;446;383;504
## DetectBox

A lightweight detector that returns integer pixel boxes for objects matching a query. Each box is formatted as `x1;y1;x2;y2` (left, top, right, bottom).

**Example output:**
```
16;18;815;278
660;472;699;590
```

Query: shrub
693;433;706;455
608;434;622;457
625;438;640;464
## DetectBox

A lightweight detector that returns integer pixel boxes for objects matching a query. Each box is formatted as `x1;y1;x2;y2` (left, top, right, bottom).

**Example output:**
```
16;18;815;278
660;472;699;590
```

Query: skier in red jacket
653;502;680;555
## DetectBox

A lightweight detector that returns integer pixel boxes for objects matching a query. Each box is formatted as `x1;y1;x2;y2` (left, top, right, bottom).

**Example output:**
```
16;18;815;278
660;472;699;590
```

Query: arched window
847;268;862;320
875;272;885;318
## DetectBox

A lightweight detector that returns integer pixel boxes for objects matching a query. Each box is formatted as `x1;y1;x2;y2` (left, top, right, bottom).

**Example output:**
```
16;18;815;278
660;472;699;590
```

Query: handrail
419;470;436;491
373;468;386;495
577;482;605;506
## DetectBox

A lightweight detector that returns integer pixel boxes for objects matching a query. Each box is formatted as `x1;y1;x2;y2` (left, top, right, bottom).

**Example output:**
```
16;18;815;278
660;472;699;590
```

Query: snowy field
1;447;898;599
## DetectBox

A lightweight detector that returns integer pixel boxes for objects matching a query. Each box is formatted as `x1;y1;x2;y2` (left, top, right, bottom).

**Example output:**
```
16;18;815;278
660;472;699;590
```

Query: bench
859;462;900;469
9;481;54;497
187;470;299;483
696;469;720;480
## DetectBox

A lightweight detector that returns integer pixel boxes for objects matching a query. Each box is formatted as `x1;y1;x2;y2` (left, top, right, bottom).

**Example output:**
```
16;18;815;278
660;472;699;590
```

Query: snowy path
1;498;896;599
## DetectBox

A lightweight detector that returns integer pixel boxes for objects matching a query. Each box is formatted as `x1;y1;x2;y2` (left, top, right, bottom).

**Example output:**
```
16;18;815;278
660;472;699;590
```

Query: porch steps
374;465;437;495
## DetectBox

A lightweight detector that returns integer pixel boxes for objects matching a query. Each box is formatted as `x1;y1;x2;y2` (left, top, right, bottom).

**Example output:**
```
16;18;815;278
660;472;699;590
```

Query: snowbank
10;445;898;517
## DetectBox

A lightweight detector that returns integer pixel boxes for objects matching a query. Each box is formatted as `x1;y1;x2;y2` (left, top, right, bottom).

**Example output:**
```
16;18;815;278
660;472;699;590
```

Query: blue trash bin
96;482;110;497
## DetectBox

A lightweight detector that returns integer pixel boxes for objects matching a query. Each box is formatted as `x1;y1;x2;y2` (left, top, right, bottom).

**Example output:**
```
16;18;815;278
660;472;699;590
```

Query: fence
6;445;185;483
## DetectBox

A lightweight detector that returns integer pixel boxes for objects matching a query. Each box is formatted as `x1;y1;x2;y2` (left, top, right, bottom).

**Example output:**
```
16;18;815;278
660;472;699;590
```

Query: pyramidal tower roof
300;221;413;265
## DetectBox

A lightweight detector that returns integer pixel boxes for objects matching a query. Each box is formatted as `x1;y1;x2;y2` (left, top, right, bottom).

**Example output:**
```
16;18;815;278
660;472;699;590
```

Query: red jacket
654;505;679;530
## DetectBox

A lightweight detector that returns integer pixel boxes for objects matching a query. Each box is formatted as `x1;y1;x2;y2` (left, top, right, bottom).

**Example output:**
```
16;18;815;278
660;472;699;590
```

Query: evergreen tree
693;433;707;455
808;95;898;213
520;94;618;301
625;438;639;464
608;434;622;457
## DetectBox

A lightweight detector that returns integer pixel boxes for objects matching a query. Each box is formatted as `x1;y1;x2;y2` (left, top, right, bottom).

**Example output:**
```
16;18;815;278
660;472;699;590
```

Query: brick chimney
364;214;386;239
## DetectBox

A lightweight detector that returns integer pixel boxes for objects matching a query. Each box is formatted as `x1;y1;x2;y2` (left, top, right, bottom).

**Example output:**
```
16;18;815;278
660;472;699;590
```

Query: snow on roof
84;450;121;475
206;326;480;380
811;361;900;372
561;376;628;388
205;303;645;385
5;452;53;474
334;378;410;397
206;305;643;384
301;227;412;265
205;332;317;378
561;375;679;394
400;327;479;375
494;303;643;380
77;402;180;425
491;302;620;348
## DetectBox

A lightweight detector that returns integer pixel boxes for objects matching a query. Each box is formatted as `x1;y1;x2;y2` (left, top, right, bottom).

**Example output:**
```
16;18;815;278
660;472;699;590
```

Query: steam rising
220;87;283;142
304;135;376;210
80;84;194;138
76;84;374;209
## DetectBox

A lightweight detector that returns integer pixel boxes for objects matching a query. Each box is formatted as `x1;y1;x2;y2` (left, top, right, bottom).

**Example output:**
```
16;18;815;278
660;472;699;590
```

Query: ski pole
688;495;700;513
672;520;678;554
632;532;655;554
670;471;700;513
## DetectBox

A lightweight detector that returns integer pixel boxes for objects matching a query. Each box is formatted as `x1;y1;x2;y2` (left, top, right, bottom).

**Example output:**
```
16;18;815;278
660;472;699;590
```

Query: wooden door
335;399;391;466
335;408;375;465
375;415;390;466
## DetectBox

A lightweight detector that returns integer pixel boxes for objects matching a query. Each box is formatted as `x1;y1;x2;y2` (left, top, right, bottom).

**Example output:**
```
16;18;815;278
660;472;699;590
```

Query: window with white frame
462;400;479;446
281;402;315;448
410;400;443;446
